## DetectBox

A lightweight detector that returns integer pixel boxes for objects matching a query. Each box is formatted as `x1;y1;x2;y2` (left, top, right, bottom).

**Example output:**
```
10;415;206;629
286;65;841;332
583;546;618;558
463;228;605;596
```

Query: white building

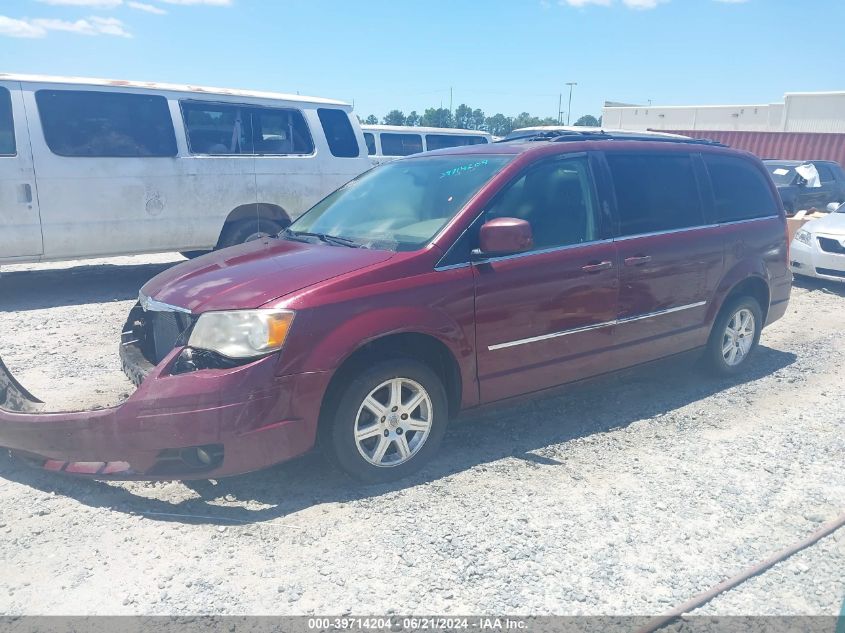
602;91;845;134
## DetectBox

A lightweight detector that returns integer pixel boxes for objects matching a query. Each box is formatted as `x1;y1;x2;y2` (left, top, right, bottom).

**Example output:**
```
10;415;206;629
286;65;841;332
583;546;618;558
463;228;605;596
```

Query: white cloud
156;0;232;5
7;15;134;37
622;0;664;8
127;1;167;14
0;15;46;38
559;0;666;8
37;0;124;7
559;0;611;6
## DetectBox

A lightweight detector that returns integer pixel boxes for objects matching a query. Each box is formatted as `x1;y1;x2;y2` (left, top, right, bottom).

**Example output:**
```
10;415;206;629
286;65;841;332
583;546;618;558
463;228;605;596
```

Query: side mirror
796;176;807;187
474;217;533;258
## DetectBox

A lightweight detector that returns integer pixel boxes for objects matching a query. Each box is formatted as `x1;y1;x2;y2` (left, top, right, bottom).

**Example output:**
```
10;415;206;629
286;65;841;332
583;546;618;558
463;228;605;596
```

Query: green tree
484;113;514;136
421;107;453;128
364;114;379;125
454;104;473;129
383;110;406;126
574;114;600;127
405;111;421;127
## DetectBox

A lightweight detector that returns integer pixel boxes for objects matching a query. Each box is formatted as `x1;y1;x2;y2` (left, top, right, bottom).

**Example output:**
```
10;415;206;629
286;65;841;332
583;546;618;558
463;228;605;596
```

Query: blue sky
1;0;843;122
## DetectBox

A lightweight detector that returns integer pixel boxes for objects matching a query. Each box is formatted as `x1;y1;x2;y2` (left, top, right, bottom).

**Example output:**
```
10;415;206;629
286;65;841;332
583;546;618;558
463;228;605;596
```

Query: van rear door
0;81;43;259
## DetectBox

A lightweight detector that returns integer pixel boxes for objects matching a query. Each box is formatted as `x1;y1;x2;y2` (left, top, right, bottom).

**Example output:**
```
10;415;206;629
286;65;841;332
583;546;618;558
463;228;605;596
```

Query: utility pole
449;87;453;123
566;82;577;125
558;93;562;124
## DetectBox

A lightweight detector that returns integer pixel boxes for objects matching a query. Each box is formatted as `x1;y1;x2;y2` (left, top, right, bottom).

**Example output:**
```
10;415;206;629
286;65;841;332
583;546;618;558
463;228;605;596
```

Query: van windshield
287;155;513;251
766;164;797;186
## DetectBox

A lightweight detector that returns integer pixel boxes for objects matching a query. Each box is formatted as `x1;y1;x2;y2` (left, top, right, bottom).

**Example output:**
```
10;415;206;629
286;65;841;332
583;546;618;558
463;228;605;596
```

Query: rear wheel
217;218;285;250
323;359;449;483
705;296;763;376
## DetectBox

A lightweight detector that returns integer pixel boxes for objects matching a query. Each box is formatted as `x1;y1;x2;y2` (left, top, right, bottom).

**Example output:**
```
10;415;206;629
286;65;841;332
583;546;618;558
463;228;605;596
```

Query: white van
0;74;373;263
361;125;492;165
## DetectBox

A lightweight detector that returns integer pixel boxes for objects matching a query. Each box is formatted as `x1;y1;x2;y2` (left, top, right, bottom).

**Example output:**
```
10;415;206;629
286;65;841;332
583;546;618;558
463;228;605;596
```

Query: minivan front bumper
0;343;329;480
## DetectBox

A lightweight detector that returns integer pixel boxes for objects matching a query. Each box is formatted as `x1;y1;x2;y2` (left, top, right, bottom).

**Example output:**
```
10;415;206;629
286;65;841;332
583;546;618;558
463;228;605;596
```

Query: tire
705;295;763;376
217;218;285;250
180;250;209;259
322;359;449;483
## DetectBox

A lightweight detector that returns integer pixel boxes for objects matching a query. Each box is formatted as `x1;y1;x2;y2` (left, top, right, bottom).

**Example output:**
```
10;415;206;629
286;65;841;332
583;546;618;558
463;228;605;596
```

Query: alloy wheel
721;308;755;366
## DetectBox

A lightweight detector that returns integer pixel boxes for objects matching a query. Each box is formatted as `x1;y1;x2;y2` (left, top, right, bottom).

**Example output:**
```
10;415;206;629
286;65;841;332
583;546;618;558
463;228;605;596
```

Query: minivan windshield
287;155;513;251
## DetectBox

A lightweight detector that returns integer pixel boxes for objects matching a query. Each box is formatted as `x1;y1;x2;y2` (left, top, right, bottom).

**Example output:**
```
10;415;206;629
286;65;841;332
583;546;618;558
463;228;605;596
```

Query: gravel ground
0;255;843;619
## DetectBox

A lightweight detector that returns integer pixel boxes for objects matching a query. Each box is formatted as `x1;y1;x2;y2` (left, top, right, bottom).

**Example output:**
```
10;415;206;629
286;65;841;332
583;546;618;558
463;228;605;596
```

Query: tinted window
705;155;779;222
37;90;176;157
425;134;488;151
486;157;598;250
815;163;835;183
606;153;703;236
0;87;14;156
364;132;376;156
317;108;359;158
380;133;423;157
181;101;313;155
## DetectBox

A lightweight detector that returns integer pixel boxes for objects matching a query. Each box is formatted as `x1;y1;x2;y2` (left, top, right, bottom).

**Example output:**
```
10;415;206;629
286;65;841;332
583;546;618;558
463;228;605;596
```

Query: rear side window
181;101;313;155
364;132;376;156
317;108;359;158
380;133;423;157
0;87;14;155
704;155;779;222
815;163;835;183
425;134;488;151
606;153;704;236
36;90;176;157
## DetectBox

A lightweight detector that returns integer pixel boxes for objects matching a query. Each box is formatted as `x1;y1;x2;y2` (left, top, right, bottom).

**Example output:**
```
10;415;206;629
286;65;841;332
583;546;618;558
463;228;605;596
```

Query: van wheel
705;296;763;376
217;218;285;250
323;359;449;483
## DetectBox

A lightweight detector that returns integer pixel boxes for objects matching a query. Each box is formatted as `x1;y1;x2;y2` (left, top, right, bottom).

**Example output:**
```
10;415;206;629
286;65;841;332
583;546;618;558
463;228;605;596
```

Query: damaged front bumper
0;305;329;480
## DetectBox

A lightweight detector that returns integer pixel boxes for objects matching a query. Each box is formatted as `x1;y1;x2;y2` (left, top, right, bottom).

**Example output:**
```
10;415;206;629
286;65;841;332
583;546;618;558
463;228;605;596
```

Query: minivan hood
141;238;394;313
804;212;845;236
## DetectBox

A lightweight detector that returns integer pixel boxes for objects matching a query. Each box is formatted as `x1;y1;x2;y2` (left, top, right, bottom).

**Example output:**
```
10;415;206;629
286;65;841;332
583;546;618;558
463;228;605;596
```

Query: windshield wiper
281;228;363;248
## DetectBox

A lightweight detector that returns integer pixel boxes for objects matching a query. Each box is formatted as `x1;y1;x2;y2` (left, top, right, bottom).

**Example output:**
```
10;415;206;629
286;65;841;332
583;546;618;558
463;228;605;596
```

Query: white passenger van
0;74;372;263
361;125;492;165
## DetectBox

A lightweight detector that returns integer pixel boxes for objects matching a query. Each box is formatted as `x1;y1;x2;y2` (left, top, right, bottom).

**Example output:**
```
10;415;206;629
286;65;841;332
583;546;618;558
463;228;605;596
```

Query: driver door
473;154;619;403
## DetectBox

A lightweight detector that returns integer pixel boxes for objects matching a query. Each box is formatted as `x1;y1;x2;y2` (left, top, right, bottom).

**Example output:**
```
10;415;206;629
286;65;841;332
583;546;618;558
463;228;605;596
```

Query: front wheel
705;296;763;376
323;359;449;483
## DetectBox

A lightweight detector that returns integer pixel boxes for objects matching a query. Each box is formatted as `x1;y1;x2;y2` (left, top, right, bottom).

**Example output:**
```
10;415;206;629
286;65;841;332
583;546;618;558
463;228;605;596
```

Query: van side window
704;155;779;222
36;90;177;158
0;87;14;156
181;102;314;155
606;153;703;236
364;132;376;156
486;157;598;250
317;108;360;158
425;134;488;151
380;133;423;157
814;163;834;183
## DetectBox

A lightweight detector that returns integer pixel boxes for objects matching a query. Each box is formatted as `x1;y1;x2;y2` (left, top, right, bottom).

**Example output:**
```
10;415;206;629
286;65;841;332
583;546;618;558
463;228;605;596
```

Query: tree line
359;104;601;136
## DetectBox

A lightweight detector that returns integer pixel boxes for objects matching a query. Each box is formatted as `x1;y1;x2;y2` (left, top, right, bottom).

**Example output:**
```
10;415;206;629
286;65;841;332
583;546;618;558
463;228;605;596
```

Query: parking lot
0;255;843;616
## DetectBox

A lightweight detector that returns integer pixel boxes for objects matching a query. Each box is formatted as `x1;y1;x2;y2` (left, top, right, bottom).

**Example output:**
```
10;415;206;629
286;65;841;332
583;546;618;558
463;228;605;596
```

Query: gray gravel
0;256;843;617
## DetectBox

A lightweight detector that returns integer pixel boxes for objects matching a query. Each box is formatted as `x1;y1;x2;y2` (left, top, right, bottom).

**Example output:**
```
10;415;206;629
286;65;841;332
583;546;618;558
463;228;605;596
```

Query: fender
707;257;771;326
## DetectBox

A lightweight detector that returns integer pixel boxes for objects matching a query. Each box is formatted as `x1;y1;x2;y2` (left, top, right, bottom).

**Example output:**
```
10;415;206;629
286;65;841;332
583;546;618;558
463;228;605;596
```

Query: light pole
566;82;577;125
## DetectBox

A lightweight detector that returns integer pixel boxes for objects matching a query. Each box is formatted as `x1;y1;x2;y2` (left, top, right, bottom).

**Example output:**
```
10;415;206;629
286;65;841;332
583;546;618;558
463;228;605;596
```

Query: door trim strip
487;301;706;351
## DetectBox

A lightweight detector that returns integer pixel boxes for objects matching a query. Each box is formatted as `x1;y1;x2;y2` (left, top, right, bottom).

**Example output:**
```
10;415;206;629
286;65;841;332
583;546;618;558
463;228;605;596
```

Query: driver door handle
581;260;613;273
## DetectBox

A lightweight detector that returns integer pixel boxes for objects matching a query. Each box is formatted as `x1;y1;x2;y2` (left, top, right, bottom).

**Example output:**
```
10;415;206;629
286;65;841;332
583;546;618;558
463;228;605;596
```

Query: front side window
606;153;704;236
36;89;176;157
364;132;376;156
380;133;423;157
486;157;598;250
704;155;779;222
426;134;488;151
317;108;359;157
0;87;15;156
181;101;313;155
288;155;513;251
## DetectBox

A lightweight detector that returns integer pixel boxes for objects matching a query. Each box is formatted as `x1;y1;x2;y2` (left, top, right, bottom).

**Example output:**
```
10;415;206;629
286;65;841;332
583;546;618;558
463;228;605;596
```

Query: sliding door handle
18;183;32;204
624;255;652;267
581;261;613;273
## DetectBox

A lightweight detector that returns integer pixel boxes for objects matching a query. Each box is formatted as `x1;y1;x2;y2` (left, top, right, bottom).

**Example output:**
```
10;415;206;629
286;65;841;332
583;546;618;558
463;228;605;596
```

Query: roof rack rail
496;129;725;147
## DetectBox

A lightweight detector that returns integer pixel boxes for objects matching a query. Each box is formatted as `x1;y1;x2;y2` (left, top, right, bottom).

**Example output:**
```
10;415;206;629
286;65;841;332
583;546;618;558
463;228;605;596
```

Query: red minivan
0;132;791;482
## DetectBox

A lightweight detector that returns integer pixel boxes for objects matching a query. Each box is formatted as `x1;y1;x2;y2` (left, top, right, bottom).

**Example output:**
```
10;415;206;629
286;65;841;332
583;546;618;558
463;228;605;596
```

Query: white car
790;203;845;281
361;125;491;165
0;74;372;264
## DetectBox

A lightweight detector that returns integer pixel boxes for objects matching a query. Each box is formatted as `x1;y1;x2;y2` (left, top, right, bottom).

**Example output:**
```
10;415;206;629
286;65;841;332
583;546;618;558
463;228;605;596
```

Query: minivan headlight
188;310;295;359
794;229;812;246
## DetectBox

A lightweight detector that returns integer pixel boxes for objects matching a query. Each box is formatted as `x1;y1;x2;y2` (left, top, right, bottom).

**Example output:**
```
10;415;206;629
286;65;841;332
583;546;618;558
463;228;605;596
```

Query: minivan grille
150;311;192;363
818;237;845;255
